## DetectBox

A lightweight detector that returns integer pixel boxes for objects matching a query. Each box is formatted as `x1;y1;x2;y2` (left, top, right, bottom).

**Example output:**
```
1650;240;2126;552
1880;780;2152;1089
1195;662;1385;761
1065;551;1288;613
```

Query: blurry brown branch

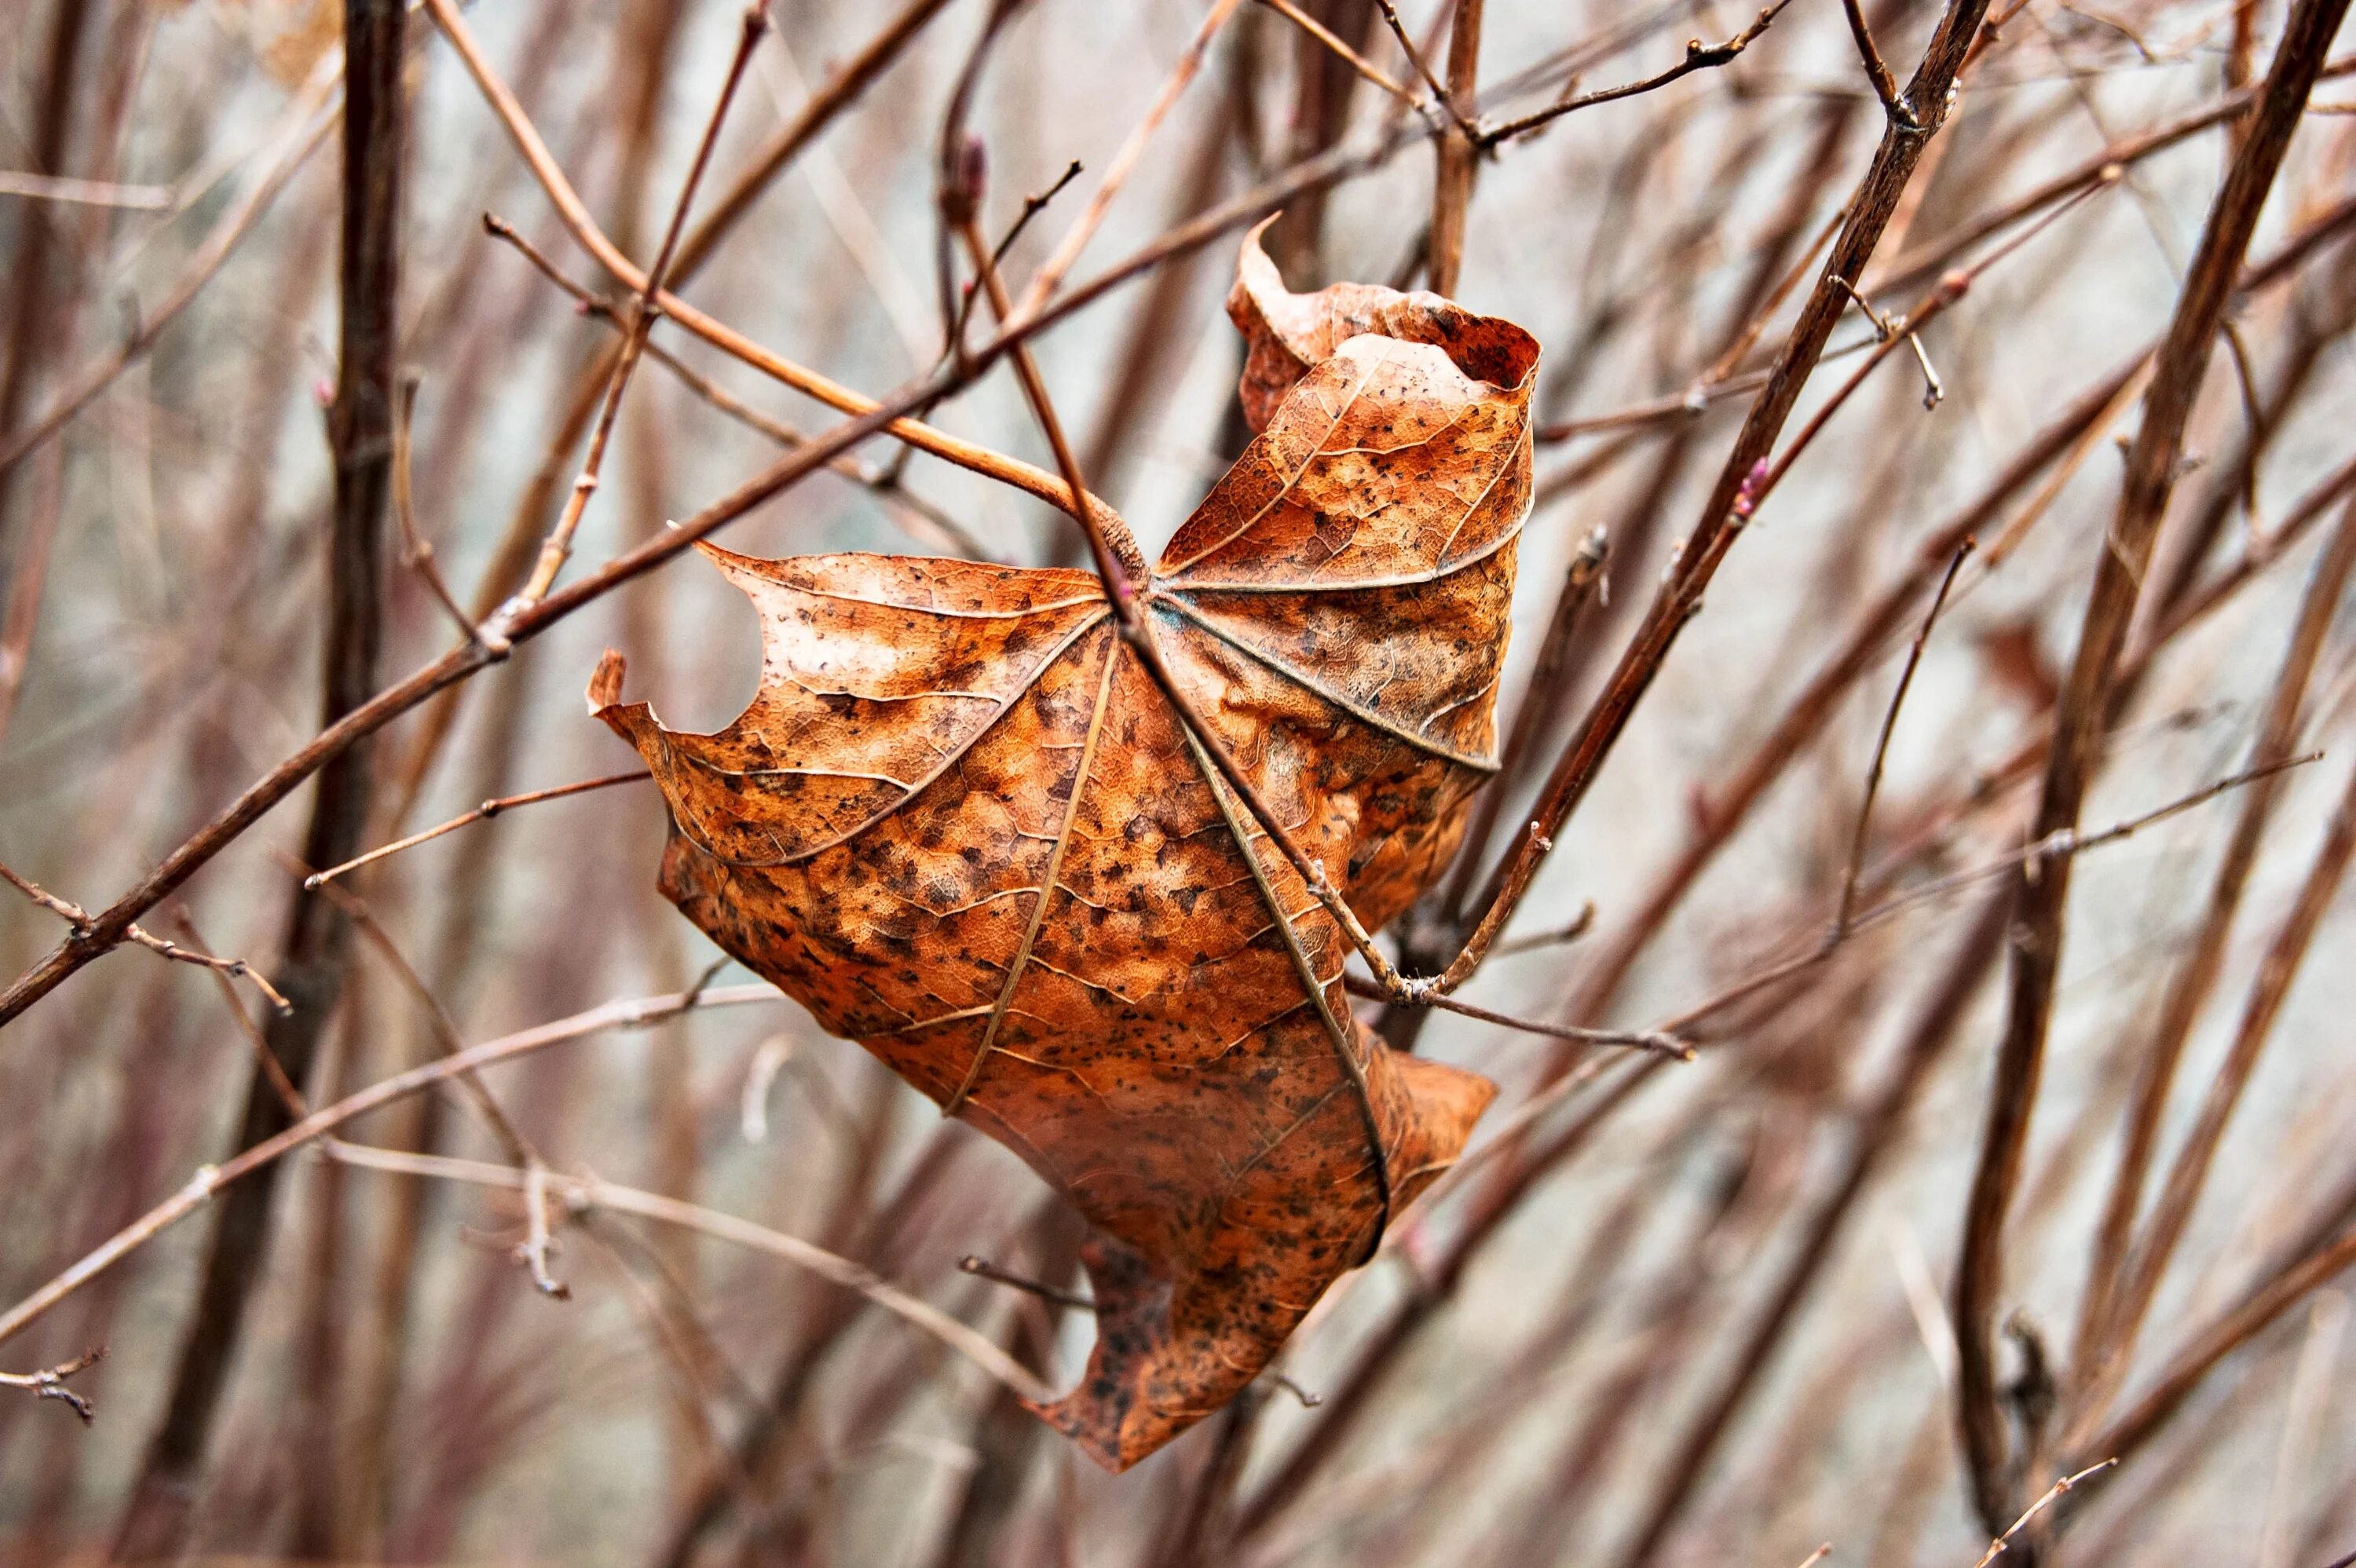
111;10;404;1548
1953;0;2351;1531
0;51;344;488
2072;491;2356;1416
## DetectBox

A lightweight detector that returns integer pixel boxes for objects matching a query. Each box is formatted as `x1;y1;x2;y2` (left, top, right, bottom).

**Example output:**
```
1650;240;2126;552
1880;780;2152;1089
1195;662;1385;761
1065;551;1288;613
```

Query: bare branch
0;1347;104;1424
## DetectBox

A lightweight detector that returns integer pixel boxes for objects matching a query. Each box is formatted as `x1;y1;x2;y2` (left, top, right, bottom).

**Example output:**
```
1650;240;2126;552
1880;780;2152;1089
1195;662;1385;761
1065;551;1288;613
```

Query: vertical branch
0;0;93;746
1442;0;1995;996
1425;0;1483;297
109;1;404;1555
1951;0;2352;1533
2073;492;2356;1408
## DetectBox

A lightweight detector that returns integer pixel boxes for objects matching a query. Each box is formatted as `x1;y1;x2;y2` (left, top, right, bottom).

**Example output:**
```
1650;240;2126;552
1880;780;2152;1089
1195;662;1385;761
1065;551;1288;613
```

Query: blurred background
2;0;2354;1563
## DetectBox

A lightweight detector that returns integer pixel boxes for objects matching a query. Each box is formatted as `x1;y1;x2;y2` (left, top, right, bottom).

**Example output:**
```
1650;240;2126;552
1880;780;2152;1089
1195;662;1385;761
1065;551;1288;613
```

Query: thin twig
1341;974;1692;1058
1477;1;1798;148
1258;0;1418;105
305;770;648;890
1835;539;1972;934
1970;1461;2116;1568
1490;902;1599;957
958;1255;1096;1313
0;171;170;208
390;371;483;645
326;1143;1055;1403
1;861;291;1012
0;983;783;1348
1011;0;1246;318
479;214;990;557
0;1347;104;1424
1655;754;2325;1040
1373;0;1474;137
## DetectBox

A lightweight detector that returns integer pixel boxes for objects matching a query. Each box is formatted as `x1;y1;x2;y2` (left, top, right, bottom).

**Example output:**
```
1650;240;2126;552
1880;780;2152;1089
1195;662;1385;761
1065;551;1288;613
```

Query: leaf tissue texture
592;228;1538;1470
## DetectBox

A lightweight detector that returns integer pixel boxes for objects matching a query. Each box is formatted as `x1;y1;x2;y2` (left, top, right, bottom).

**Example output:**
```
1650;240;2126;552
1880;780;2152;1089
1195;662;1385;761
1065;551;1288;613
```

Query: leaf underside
594;228;1540;1470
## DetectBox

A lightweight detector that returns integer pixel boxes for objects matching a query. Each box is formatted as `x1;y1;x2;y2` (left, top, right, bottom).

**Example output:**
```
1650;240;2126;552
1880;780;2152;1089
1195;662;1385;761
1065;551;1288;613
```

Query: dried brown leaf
593;230;1538;1468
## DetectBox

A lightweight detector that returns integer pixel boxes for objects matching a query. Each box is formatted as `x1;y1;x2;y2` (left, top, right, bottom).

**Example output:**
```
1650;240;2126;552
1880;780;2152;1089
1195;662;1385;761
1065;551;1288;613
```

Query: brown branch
1952;0;2351;1531
112;6;404;1547
1841;0;1915;126
1427;0;1485;297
